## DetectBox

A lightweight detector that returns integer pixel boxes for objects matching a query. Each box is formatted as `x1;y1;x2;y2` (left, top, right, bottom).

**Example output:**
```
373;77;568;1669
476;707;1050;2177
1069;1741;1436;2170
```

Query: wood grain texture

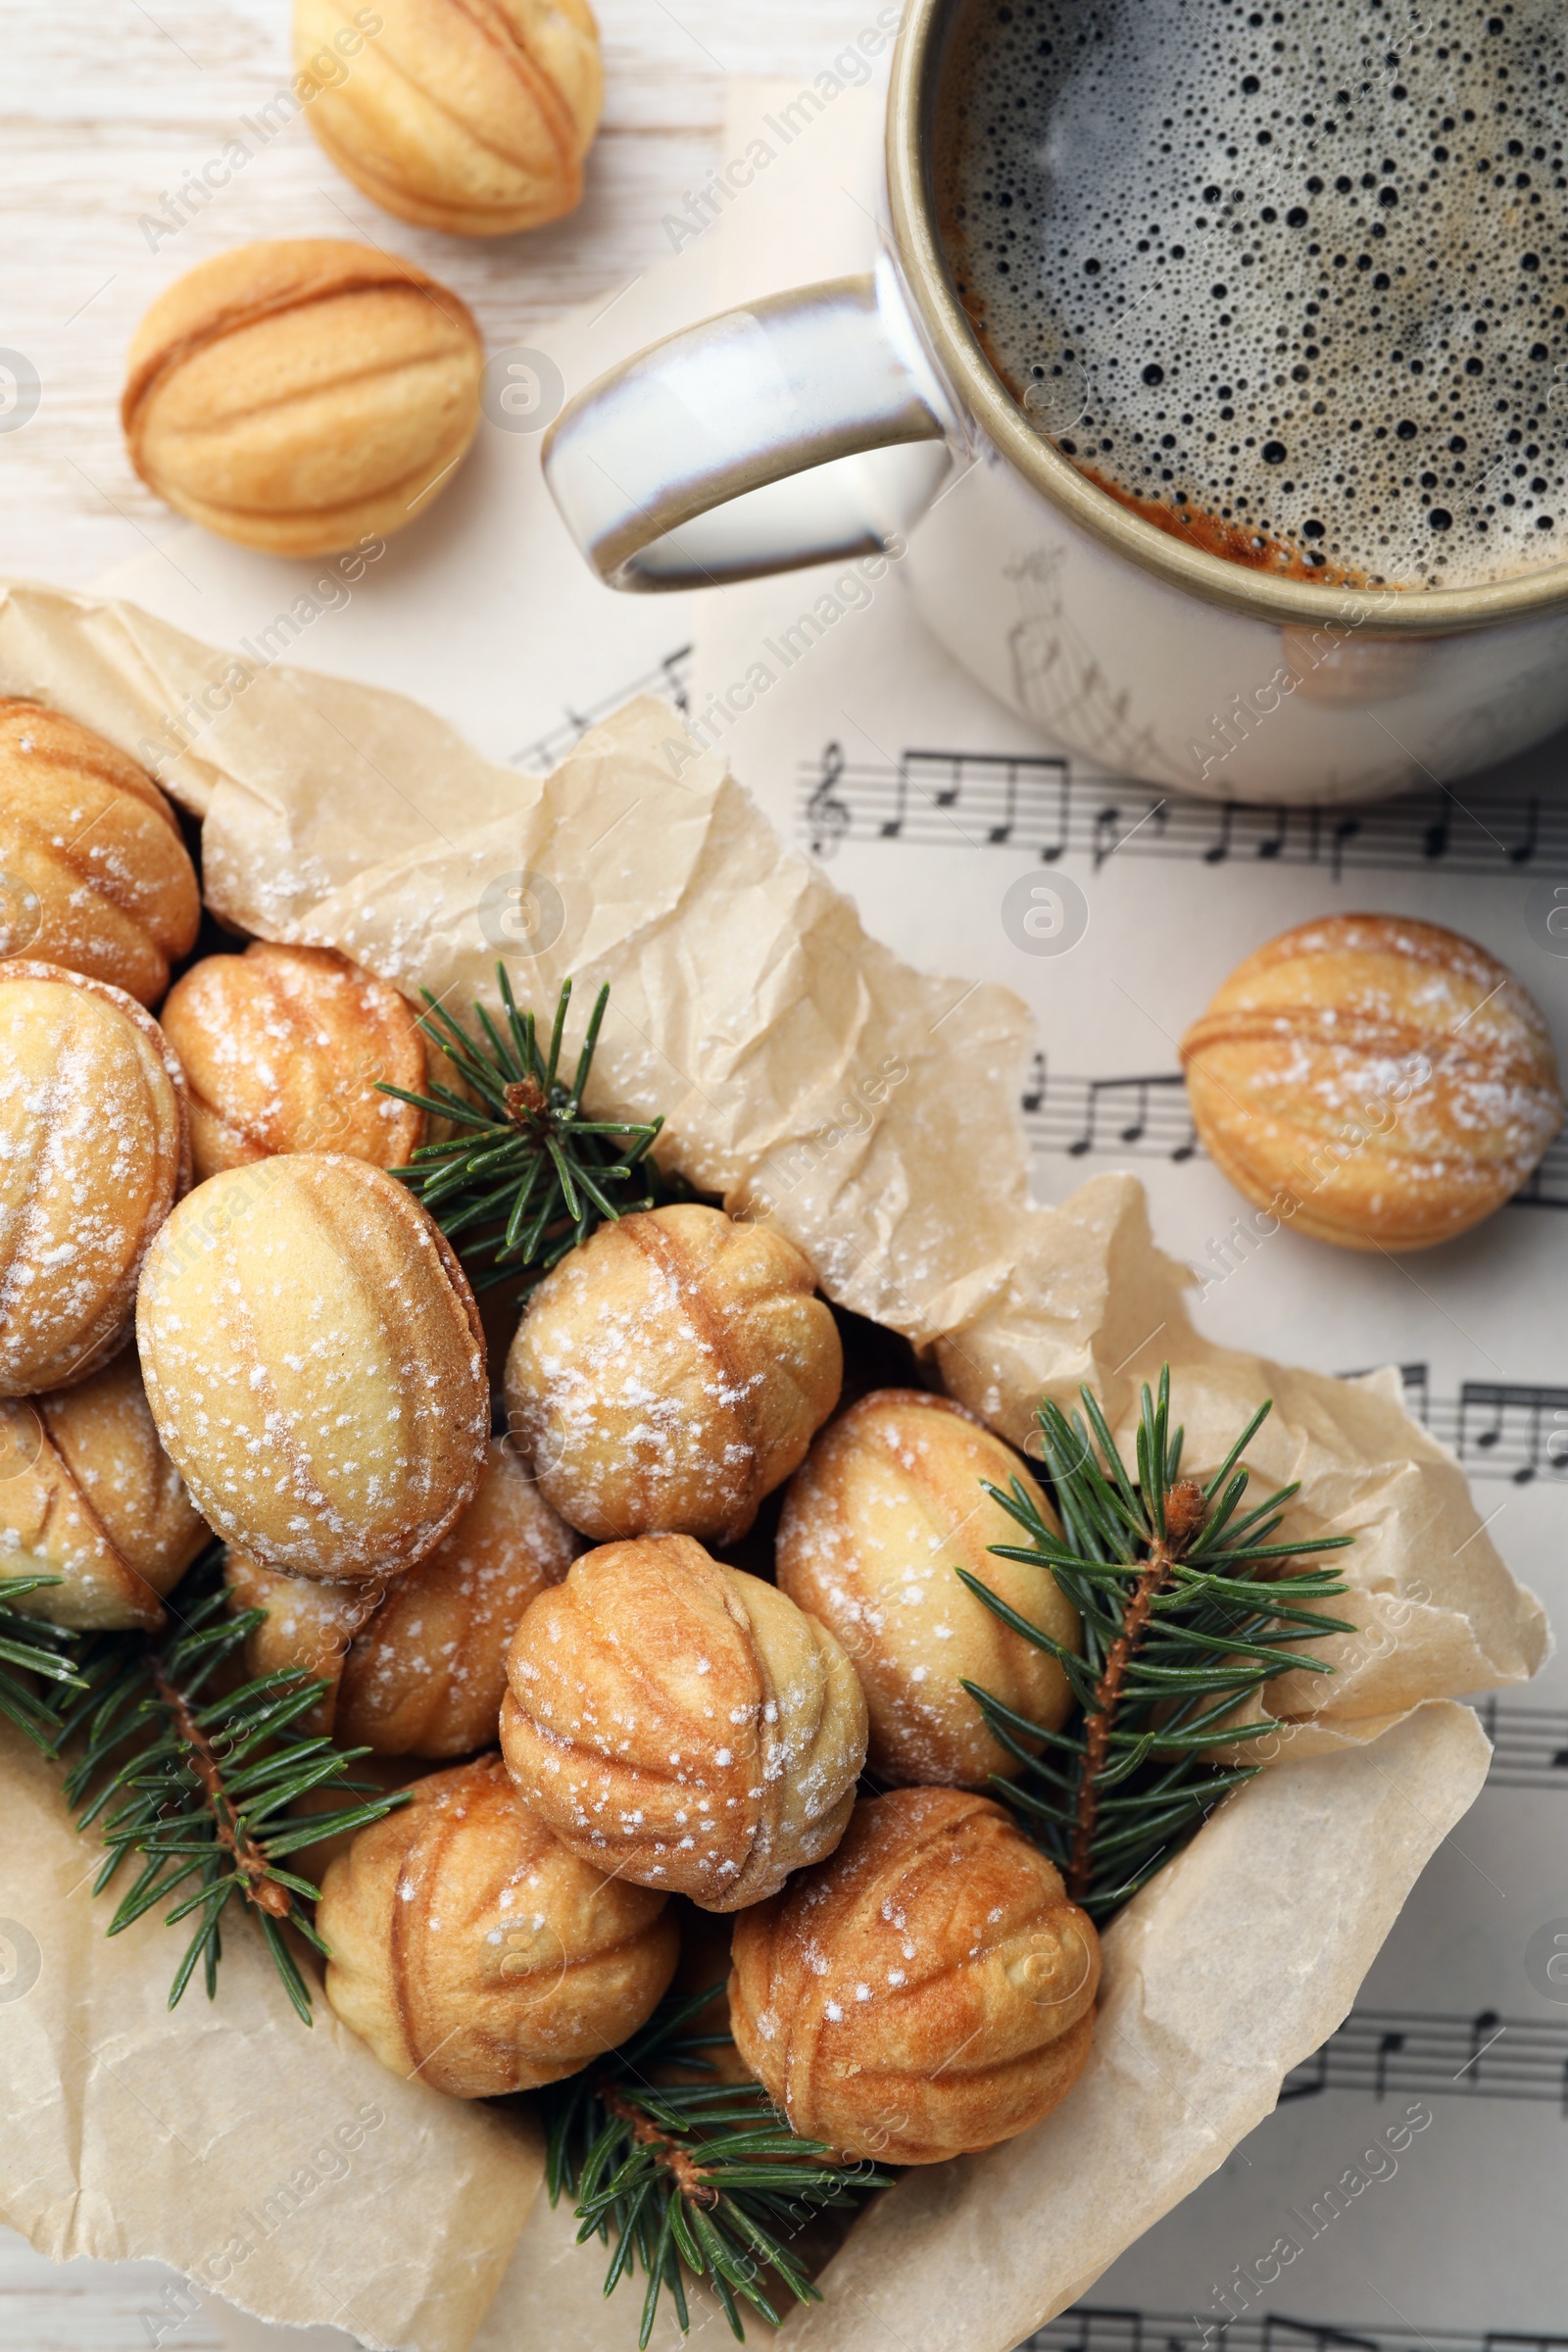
0;2227;226;2349
0;0;886;585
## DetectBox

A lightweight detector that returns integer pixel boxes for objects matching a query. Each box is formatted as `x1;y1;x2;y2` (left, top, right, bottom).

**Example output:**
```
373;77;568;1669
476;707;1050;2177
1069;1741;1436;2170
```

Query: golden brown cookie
1181;914;1564;1250
228;1437;577;1754
505;1203;843;1544
730;1788;1101;2165
122;240;483;556
319;1753;678;2095
0;703;199;1005
162;942;429;1181
296;0;603;236
0;1352;208;1629
137;1153;487;1581
0;963;188;1396
500;1533;867;1910
776;1389;1080;1786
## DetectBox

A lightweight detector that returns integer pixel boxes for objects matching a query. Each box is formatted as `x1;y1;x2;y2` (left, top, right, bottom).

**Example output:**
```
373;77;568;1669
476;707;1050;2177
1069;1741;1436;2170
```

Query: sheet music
509;644;694;776
1475;1696;1568;1788
803;746;1565;879
1022;2315;1568;2352
1280;2009;1568;2108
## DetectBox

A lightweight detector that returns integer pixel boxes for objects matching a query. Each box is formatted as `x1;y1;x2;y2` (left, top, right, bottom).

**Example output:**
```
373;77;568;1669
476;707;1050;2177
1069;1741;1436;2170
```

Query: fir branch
0;1578;89;1753
380;967;665;1289
543;1982;890;2345
56;1547;410;2021
963;1367;1355;1920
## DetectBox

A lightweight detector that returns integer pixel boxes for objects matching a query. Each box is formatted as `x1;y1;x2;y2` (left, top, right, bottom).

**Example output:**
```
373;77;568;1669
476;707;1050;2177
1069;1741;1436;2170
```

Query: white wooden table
1;0;880;587
0;5;876;2342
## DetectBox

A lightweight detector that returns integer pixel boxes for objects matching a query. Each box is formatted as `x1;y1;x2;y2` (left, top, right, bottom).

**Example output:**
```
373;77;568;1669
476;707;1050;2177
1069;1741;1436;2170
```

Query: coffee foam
938;0;1568;588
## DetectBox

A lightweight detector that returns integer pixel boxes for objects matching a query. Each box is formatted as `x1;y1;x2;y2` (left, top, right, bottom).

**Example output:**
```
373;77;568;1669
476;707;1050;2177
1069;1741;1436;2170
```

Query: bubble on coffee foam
941;0;1568;588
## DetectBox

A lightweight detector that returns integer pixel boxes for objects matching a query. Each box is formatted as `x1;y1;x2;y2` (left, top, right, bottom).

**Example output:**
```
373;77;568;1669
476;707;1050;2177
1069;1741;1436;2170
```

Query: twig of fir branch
379;967;664;1289
0;1576;88;1752
56;1548;410;2021
543;1982;890;2346
962;1367;1355;1920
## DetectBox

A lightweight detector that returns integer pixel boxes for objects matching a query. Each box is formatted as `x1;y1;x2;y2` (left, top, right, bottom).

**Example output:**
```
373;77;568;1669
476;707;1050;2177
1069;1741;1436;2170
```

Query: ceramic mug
543;0;1568;807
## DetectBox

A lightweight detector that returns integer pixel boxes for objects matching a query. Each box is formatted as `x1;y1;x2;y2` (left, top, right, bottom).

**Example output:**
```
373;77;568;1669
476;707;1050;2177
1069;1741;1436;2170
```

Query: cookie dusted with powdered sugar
0;703;199;1007
504;1202;842;1544
136;1153;487;1582
1181;914;1565;1250
319;1754;678;2097
229;1437;578;1755
500;1533;867;1911
777;1389;1080;1787
730;1788;1101;2165
0;1352;207;1629
0;962;189;1396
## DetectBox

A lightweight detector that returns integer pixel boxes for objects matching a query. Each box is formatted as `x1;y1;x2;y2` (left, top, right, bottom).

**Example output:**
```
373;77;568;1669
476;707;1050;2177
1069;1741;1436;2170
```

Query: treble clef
808;741;851;858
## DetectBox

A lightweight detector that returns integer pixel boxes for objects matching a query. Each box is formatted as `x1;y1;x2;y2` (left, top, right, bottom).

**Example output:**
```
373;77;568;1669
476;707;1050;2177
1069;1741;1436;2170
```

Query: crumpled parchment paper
0;579;1545;2352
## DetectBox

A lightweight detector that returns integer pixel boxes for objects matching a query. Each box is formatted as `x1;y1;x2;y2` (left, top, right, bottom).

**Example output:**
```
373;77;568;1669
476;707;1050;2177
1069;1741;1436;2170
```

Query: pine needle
0;1577;89;1752
56;1547;411;2018
380;968;665;1290
542;1983;890;2343
965;1368;1354;1918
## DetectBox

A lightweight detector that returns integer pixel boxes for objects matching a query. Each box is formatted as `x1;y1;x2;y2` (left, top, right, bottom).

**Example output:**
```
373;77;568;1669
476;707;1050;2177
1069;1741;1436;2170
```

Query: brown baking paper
0;579;1547;2352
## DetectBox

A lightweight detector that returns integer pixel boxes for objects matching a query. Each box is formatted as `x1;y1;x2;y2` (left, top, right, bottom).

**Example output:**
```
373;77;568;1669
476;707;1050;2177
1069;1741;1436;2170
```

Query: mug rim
888;0;1568;639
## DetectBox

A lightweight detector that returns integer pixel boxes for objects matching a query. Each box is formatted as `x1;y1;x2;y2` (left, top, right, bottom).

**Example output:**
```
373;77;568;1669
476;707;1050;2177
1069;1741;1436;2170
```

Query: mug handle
542;261;959;592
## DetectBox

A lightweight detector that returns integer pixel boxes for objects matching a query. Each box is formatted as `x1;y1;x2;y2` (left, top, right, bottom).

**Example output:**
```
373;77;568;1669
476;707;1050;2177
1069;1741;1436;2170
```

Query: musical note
659;651;690;715
808;743;851;858
1093;804;1124;868
1040;768;1071;862
1454;2010;1504;2086
1374;2027;1406;2099
799;747;1568;875
1331;814;1362;881
1117;1080;1152;1146
1280;2041;1330;2102
1509;799;1541;864
879;760;907;840
989;760;1020;845
932;756;962;808
1450;1382;1568;1484
1021;1070;1200;1164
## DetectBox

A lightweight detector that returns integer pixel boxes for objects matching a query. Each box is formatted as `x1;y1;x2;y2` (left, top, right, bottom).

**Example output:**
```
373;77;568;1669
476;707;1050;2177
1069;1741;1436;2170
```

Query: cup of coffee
544;0;1568;804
